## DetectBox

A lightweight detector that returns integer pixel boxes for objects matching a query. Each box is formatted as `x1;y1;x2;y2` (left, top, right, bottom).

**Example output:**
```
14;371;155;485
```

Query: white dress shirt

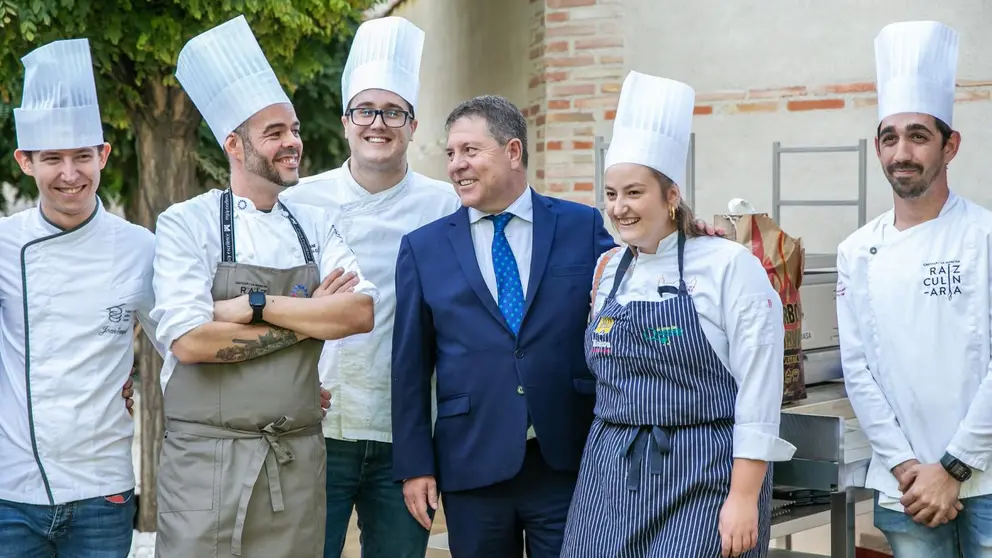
593;233;797;463
151;189;379;392
280;162;461;442
0;201;162;505
468;186;534;300
838;192;992;510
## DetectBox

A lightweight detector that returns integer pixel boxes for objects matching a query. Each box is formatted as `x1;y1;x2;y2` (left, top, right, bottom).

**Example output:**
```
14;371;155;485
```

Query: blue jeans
874;491;992;557
0;489;136;558
323;438;431;558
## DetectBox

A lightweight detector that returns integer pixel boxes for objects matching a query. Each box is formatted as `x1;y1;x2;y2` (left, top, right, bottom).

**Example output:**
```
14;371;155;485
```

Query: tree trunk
126;80;202;533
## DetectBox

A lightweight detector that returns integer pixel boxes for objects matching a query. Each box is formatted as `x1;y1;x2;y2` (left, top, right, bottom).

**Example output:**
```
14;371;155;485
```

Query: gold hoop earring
669;204;677;222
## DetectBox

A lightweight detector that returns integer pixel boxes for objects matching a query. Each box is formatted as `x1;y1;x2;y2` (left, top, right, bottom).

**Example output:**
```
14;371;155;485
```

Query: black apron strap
606;247;635;301
219;190;315;265
657;230;688;297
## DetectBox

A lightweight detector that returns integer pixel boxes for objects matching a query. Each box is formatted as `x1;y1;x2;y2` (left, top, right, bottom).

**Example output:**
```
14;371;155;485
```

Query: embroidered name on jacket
101;304;134;336
922;260;962;299
642;326;683;344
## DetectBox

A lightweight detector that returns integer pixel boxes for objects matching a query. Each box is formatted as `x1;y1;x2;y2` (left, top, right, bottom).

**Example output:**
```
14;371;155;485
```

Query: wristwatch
248;291;266;323
940;452;972;483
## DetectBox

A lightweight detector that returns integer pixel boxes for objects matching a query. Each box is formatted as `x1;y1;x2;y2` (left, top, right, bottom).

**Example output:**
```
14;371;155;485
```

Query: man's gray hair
445;95;529;168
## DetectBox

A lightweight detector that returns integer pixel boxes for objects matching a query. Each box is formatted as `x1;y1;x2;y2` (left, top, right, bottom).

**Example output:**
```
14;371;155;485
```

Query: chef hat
176;15;291;145
341;17;425;113
875;21;959;126
13;38;104;152
605;70;695;188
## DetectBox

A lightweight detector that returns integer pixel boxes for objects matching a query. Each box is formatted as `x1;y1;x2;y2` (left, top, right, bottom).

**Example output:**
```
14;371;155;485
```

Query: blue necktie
487;213;525;334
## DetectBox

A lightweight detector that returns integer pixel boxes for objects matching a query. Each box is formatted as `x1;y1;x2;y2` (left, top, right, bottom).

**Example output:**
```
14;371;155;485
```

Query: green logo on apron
642;326;683;345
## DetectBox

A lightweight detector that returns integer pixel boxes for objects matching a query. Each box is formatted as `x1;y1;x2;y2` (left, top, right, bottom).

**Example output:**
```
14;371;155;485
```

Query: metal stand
771;139;869;228
594;133;696;211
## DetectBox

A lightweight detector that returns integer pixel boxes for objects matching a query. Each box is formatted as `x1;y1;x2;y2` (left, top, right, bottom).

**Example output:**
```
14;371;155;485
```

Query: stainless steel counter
770;381;873;558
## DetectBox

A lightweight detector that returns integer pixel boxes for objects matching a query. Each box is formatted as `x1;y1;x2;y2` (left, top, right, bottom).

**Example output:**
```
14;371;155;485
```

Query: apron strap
219;189;316;264
606;247;636;302
657;230;688;297
165;417;322;557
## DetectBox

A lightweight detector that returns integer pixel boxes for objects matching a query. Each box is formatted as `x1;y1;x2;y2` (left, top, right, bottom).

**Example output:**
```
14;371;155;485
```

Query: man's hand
121;375;135;417
313;268;358;298
214;295;252;324
320;387;331;418
899;463;964;527
402;475;439;530
694;219;727;238
893;458;921;491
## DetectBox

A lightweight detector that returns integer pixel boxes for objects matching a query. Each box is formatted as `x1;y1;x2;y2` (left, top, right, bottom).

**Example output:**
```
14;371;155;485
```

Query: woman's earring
669;204;677;222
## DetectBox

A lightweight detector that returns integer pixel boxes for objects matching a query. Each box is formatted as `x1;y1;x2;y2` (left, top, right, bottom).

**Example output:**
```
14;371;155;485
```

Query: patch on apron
590;339;612;354
641;326;683;344
289;284;310;298
594;316;615;335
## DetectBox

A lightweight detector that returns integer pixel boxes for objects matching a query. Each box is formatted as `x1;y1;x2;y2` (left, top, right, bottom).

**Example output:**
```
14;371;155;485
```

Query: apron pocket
158;433;218;513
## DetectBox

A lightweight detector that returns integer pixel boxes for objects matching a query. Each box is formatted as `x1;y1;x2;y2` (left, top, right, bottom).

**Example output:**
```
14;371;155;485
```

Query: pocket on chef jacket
158;433;219;513
734;293;779;346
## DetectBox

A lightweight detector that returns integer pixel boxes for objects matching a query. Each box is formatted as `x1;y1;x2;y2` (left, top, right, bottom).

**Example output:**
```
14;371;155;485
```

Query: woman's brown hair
650;169;702;240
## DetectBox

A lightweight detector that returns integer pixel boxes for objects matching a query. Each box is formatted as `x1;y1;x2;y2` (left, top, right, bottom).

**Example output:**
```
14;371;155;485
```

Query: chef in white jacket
837;21;992;557
152;15;378;557
279;17;460;556
0;38;163;557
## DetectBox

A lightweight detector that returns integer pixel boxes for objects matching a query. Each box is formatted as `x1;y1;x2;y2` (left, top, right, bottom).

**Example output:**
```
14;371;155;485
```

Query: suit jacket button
517;385;525;395
514;349;524;358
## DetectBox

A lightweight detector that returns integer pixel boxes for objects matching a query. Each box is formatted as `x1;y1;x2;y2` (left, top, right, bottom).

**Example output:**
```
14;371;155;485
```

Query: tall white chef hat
13;38;104;152
605;70;695;188
341;16;425;114
875;21;959;126
176;15;291;145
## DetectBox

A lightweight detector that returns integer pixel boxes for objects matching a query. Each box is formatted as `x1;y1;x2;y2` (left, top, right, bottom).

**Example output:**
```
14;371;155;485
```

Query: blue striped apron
561;231;773;557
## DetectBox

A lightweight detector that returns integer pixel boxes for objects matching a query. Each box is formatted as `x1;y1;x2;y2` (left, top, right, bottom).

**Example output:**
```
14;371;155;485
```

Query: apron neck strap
607;230;688;301
219;189;315;265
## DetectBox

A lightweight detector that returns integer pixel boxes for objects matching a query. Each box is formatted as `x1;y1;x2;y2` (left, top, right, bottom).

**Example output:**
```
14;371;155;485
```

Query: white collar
37;195;103;235
468;185;534;224
232;191;281;216
342;158;413;199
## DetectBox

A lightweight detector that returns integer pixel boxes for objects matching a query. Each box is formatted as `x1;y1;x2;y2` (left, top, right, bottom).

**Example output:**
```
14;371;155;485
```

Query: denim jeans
0;489;136;558
323;438;431;558
874;491;992;557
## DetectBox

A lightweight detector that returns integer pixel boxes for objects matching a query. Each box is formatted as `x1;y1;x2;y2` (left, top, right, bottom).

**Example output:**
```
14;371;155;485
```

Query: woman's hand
718;492;759;557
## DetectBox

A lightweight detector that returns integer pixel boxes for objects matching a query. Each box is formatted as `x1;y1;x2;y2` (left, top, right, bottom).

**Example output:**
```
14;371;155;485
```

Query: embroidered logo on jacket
642;326;683;344
922;260;962;299
100;304;133;337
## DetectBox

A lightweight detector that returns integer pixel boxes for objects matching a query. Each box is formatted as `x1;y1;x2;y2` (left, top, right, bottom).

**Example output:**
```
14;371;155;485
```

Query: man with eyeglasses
280;16;460;558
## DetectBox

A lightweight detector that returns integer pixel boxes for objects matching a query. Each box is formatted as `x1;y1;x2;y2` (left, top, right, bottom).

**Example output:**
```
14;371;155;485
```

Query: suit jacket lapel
446;207;510;331
522;192;555;322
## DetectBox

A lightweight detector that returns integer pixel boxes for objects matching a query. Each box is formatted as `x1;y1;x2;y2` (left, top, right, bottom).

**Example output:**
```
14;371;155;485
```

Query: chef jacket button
869;247;877;255
514;349;524;358
517;385;525;395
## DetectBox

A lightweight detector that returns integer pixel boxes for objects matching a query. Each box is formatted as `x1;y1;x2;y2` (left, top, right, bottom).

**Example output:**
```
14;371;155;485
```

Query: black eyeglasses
346;108;413;128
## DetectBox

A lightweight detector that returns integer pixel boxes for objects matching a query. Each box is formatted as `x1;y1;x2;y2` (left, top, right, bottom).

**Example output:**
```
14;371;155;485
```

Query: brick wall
524;0;992;207
528;0;626;206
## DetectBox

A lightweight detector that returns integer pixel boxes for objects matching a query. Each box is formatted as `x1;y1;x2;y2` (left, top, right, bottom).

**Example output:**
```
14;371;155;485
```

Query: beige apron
156;190;326;557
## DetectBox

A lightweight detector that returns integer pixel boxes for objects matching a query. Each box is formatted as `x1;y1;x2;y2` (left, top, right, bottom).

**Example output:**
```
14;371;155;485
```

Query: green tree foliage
0;0;371;213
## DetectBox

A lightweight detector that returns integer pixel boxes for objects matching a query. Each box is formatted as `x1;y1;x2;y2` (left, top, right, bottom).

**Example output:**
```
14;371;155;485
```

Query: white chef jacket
593;233;797;462
0;200;162;505
837;192;992;511
151;189;379;392
280;162;461;442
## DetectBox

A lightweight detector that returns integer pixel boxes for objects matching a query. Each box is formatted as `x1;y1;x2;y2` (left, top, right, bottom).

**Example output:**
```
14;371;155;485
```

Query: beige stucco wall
623;0;992;254
390;0;535;186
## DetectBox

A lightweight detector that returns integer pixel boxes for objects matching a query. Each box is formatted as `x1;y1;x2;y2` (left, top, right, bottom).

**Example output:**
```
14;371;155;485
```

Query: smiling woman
13;143;110;230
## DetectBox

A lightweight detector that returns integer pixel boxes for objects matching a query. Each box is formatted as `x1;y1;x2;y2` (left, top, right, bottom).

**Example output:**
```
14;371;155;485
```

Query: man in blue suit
391;95;616;557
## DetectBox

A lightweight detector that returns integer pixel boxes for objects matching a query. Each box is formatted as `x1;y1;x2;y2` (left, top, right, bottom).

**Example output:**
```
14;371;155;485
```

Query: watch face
249;291;265;307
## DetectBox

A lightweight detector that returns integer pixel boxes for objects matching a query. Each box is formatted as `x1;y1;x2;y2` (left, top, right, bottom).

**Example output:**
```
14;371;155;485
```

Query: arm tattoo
215;327;301;362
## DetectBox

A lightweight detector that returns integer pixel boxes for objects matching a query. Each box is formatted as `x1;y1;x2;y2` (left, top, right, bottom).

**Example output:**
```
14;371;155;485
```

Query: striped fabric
562;235;773;557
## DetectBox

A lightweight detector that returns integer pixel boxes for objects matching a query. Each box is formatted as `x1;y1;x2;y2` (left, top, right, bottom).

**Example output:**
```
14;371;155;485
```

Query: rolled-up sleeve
150;209;215;352
318;219;379;304
723;250;797;462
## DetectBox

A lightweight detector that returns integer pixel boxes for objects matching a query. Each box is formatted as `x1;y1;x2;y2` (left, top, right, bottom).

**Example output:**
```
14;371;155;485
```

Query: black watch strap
941;452;972;482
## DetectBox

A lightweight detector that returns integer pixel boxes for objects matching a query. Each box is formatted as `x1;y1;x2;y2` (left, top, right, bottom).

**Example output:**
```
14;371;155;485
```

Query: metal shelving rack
771;139;869;229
